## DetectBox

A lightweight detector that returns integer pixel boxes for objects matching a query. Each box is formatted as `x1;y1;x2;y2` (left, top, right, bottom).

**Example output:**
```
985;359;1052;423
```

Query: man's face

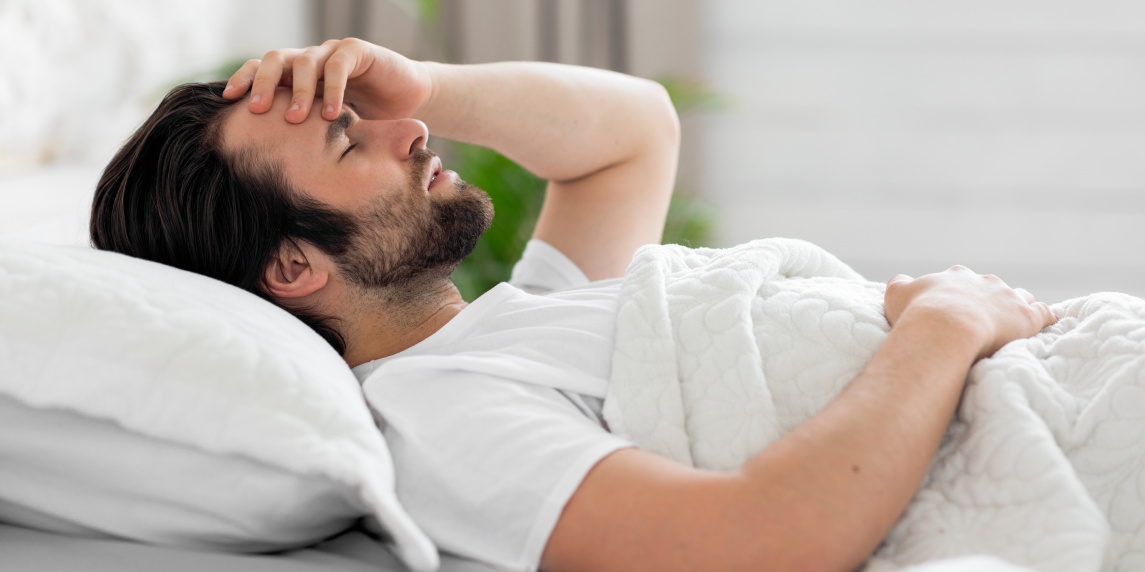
221;87;492;290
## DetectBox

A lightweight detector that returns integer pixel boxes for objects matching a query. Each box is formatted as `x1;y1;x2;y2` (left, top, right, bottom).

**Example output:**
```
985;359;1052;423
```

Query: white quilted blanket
602;238;1145;572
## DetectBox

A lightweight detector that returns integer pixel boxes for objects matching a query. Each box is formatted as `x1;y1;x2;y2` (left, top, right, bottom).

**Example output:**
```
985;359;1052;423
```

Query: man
91;38;1055;571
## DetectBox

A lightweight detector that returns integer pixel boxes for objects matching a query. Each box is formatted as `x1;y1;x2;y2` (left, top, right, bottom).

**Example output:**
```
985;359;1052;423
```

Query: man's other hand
884;266;1058;361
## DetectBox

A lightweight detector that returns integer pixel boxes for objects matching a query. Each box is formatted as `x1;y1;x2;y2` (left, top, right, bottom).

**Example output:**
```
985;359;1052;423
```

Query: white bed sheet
0;523;501;572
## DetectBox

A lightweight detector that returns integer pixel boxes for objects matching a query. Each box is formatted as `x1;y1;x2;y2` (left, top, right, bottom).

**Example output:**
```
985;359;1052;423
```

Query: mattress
0;522;500;572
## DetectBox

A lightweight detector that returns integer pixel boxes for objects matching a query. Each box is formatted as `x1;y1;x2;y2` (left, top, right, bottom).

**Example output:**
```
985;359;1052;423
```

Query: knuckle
1024;304;1049;325
252;72;278;85
262;49;285;62
294;53;317;68
339;37;369;52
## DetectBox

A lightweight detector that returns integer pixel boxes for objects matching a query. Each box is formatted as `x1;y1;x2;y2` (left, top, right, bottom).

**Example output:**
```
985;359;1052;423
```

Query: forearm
416;61;677;182
734;309;981;570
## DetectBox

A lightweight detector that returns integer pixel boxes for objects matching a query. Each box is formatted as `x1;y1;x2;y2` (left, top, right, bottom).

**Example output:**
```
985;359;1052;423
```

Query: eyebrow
326;111;353;152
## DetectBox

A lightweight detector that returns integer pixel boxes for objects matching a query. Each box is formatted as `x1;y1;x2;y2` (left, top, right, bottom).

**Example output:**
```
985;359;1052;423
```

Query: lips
427;156;443;191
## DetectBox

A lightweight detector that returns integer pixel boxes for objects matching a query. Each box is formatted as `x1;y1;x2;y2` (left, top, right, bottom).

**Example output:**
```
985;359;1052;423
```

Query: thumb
887;274;914;288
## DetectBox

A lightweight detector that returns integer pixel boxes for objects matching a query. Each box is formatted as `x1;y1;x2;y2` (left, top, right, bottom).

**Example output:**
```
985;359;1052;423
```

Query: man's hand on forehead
222;38;434;124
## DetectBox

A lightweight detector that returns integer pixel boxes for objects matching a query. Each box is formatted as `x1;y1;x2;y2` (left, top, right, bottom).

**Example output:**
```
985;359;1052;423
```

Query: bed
15;3;1143;571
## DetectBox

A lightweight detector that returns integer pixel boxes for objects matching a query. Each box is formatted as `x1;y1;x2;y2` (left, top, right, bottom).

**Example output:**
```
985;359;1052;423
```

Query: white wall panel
710;53;1145;112
711;1;1145;34
709;123;1145;191
703;0;1145;299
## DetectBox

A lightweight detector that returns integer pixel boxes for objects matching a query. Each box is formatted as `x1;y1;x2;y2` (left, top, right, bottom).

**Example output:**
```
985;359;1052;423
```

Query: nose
392;118;429;159
349;117;430;160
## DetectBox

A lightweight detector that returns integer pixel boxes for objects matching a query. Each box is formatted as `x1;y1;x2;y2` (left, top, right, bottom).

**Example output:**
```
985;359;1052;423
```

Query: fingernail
224;83;232;92
252;93;262;104
324;104;334;115
290;103;300;111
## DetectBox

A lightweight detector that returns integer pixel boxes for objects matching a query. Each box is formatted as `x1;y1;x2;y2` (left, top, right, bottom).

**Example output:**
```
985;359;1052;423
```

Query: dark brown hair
91;81;354;354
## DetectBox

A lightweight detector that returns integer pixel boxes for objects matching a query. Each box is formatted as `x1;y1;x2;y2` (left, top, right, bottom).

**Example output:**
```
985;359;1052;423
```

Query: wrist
893;304;991;363
412;61;447;122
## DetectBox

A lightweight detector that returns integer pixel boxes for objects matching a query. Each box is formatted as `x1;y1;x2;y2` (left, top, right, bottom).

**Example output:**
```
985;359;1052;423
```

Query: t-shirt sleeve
361;368;633;571
508;239;591;294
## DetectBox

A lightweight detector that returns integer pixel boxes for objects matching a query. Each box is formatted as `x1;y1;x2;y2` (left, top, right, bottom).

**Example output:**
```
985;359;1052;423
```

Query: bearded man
90;38;1054;571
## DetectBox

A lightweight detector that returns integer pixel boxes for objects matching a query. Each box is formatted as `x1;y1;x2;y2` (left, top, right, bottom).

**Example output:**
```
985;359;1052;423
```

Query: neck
341;278;468;368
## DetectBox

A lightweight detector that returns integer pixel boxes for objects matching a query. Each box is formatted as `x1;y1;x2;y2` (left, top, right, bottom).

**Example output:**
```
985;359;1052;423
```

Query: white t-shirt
353;240;635;571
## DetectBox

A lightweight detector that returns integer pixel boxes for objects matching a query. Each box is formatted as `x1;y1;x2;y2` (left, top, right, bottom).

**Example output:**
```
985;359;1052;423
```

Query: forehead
219;87;323;160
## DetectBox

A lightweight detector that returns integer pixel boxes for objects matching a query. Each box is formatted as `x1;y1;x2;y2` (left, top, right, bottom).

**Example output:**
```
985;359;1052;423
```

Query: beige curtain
311;0;700;78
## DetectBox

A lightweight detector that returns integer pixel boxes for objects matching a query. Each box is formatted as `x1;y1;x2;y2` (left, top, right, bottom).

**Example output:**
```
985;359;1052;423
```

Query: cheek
282;159;341;202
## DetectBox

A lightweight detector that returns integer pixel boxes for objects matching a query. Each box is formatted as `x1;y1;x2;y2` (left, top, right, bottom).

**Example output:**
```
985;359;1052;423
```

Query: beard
335;149;494;292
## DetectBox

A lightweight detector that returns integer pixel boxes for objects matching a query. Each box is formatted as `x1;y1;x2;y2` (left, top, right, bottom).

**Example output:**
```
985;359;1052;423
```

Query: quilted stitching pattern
604;237;1145;571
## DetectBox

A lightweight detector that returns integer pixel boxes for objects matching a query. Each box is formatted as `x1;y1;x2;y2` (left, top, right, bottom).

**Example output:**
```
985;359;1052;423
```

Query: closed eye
340;143;356;160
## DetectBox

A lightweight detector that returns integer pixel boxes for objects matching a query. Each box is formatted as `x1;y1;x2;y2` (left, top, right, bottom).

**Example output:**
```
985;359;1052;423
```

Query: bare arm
416;62;679;280
542;268;1057;572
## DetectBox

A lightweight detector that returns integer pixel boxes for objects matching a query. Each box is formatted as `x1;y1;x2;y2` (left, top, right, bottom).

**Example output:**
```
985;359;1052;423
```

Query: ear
262;240;330;301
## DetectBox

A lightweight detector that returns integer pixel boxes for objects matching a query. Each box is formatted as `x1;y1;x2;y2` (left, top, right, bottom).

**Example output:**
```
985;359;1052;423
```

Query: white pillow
0;241;438;572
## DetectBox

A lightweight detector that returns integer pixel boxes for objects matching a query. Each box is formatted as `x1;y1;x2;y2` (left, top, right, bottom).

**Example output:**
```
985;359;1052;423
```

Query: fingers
220;47;305;116
321;47;357;120
285;41;341;123
235;48;299;114
1014;287;1057;328
882;274;916;326
221;41;358;123
1013;287;1034;304
223;59;261;99
886;274;914;288
994;280;1057;334
1035;302;1058;327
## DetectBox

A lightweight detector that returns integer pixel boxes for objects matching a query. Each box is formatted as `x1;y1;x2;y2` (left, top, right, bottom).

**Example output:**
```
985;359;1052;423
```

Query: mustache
410;148;437;181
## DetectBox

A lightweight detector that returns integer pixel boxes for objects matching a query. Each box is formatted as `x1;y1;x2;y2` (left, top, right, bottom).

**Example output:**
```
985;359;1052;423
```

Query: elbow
622;77;679;154
646;79;681;149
